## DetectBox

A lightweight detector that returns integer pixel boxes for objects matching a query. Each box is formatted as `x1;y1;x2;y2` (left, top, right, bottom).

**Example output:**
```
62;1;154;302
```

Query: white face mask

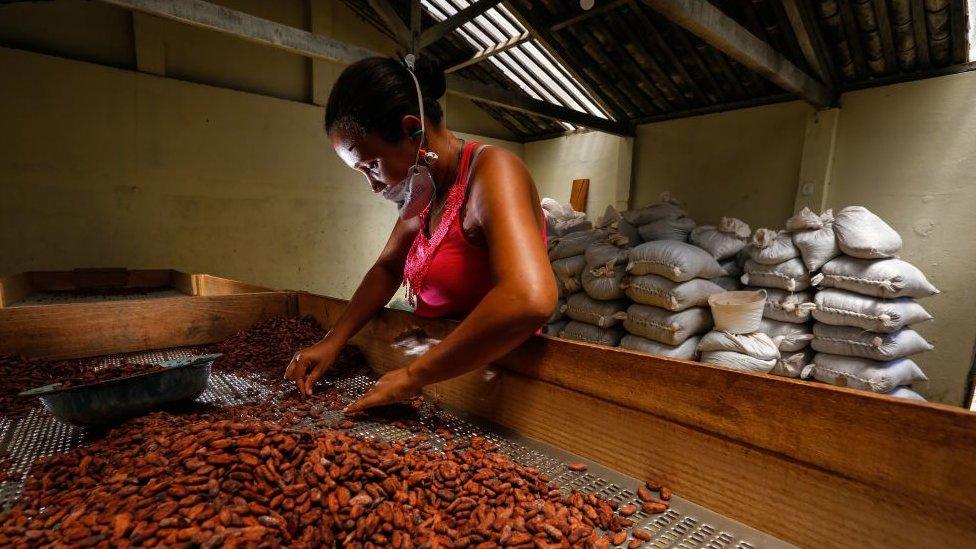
381;164;435;220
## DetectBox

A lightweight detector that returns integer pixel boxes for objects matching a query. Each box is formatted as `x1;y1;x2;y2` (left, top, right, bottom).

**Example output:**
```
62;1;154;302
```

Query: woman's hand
344;367;423;414
284;339;343;396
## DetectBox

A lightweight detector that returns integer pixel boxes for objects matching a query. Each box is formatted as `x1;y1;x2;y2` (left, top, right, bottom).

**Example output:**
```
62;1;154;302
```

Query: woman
284;56;557;413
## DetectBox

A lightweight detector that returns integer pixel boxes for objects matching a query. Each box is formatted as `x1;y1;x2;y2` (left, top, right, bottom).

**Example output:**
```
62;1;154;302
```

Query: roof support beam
420;0;504;49
444;32;530;73
502;1;632;125
366;0;412;50
93;0;629;135
549;0;630;32
639;0;834;107
445;75;634;136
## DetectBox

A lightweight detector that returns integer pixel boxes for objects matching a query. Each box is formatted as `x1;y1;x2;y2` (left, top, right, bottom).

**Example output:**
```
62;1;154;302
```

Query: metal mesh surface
0;348;791;548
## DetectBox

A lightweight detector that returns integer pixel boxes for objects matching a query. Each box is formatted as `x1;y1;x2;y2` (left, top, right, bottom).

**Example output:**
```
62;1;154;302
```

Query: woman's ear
401;114;424;141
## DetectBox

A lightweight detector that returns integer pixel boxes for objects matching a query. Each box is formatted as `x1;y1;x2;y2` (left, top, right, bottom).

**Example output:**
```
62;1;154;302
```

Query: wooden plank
569;178;589;212
793;108;840;213
295;294;976;512
639;0;834;107
910;0;931;67
366;0;411;49
0;272;31;308
445;74;635;136
419;0;505;49
170;271;198;297
870;0;899;73
96;0;624;134
193;274;273;296
423;367;976;548
950;0;969;63
444;32;530;73
0;293;293;360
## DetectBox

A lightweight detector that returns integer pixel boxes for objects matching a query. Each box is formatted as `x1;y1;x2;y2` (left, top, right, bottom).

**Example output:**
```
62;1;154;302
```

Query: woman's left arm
344;148;558;412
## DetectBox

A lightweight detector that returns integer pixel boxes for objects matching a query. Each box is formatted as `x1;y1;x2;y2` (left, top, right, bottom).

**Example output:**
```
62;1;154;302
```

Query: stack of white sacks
542;199;591;337
731;226;816;378
613;201;727;359
545;202;636;346
799;206;936;401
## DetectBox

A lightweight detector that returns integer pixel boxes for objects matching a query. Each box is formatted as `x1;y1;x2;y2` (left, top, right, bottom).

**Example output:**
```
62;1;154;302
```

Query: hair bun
412;57;447;101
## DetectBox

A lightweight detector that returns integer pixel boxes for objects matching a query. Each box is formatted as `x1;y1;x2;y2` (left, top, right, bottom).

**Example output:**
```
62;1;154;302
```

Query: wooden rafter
419;0;504;49
444;32;530;73
502;0;634;125
639;0;834;107
94;0;630;135
781;0;837;87
366;0;411;49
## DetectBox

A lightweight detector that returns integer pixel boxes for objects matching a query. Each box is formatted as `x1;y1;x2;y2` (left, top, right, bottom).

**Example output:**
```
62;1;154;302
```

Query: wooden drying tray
0;268;272;309
1;290;974;547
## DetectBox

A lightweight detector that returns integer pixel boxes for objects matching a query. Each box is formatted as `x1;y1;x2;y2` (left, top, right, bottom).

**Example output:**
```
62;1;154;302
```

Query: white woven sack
771;349;814;378
886;387;926;401
593;205;640;247
746;228;800;265
757;318;813;352
563;293;628;328
627;241;726;281
559;321;624;346
616;304;712;346
548;298;566;323
710;276;741;292
544;320;568;336
582;262;627;301
700;351;777;373
548;231;601;261
689;217;751;260
812;288;933;332
811;353;927;393
584;242;629;267
541;198;580;221
762;288;816;323
720;259;743;278
638;215;696;242
786;207;840;271
834;206;902;259
622;197;686;225
741;258;812;291
551;255;586;294
697;331;781;360
813;257;939;299
811;323;933;360
623;274;725;311
555;218;593;237
619;334;701;360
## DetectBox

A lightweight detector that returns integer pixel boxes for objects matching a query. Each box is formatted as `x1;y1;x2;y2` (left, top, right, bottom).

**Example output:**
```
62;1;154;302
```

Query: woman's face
330;128;418;194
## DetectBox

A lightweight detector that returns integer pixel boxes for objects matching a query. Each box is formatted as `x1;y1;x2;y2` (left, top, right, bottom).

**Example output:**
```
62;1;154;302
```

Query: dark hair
325;56;446;142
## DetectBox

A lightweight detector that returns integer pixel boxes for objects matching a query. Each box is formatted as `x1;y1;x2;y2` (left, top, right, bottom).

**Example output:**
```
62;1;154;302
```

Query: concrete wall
523;132;633;219
0;1;521;302
626;72;976;405
631;101;812;230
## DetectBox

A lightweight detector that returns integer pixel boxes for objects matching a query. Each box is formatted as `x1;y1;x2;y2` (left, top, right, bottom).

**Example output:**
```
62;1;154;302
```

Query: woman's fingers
283;353;304;380
303;361;331;396
343;388;388;414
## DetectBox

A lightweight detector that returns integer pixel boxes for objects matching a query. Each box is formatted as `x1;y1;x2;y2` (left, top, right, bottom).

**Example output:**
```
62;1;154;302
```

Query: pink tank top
403;141;546;319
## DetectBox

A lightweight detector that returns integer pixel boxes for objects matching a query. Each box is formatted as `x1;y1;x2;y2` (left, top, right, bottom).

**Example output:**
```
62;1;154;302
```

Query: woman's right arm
285;217;418;394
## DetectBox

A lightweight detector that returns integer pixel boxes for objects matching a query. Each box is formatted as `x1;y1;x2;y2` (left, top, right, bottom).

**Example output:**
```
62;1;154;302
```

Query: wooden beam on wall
420;0;504;49
95;0;625;134
640;0;835;107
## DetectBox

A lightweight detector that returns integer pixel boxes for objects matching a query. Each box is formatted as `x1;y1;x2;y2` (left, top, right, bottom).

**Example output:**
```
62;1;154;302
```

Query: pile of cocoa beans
212;316;337;377
58;362;164;388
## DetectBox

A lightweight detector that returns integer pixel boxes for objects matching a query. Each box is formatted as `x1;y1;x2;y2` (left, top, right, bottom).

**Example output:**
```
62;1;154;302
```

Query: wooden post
793;108;840;213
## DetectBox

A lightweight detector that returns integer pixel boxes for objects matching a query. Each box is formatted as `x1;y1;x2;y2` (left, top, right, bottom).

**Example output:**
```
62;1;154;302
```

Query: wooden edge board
0;292;293;359
422;365;975;547
170;270;198;296
192;274;274;296
0;272;31;308
295;293;976;512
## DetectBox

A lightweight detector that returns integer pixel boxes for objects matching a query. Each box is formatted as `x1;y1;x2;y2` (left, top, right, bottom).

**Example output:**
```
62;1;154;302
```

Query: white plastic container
708;290;767;334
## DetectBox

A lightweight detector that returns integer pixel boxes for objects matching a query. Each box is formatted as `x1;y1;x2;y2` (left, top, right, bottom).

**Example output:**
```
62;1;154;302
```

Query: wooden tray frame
2;290;974;547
